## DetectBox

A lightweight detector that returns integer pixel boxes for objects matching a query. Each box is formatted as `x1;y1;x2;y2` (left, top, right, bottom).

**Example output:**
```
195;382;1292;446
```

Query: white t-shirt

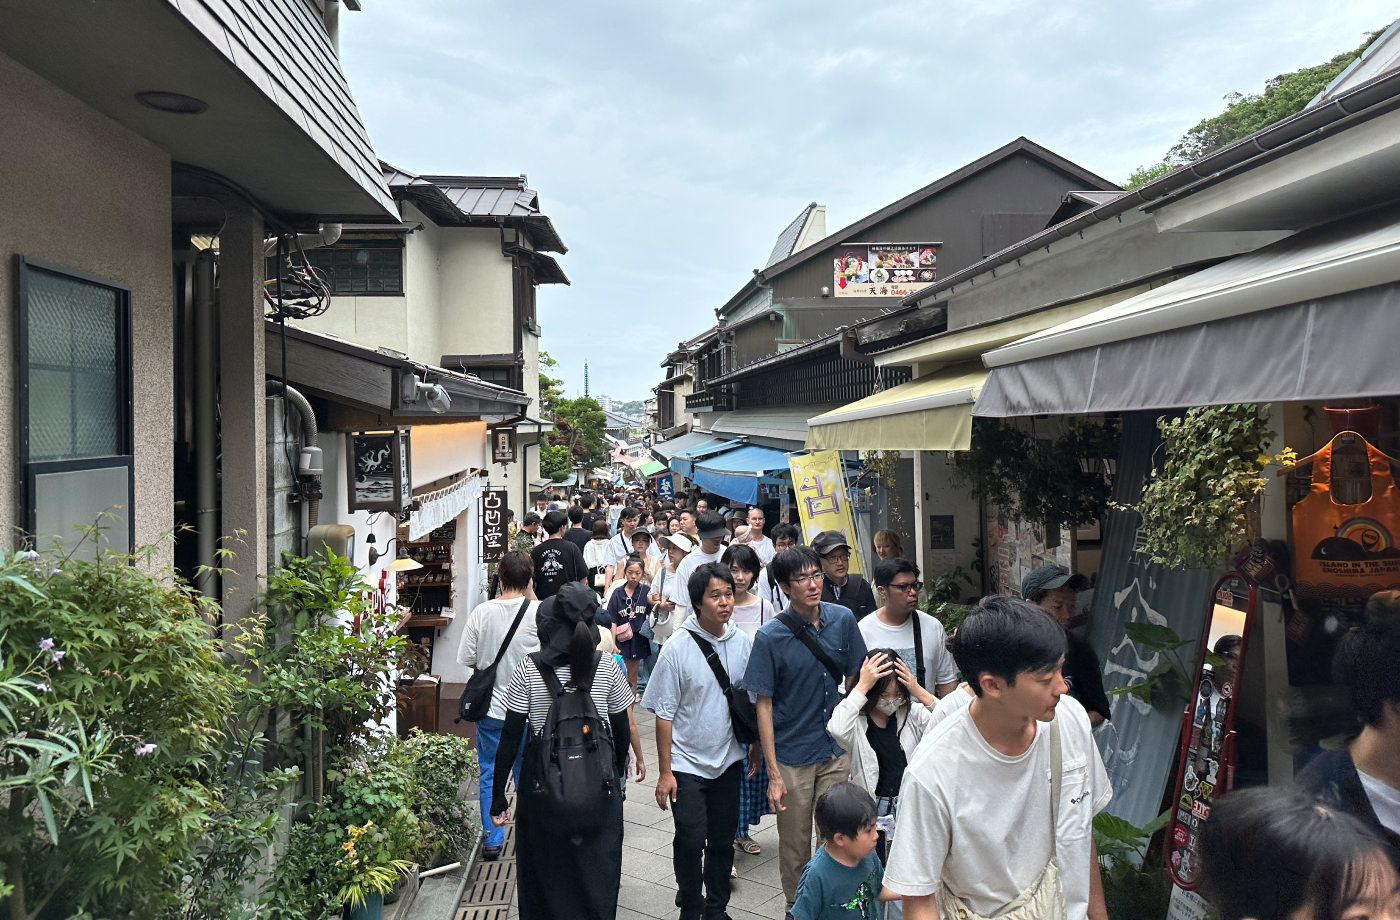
1358;768;1400;836
668;546;725;623
746;534;776;565
858;610;958;692
455;597;541;722
929;684;974;730
730;594;776;638
884;694;1112;920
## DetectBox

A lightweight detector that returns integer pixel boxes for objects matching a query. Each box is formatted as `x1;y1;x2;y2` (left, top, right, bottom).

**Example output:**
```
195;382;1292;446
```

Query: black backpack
521;652;618;835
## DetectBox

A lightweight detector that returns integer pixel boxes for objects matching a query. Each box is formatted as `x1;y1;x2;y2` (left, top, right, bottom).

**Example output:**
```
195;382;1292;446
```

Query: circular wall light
135;91;208;114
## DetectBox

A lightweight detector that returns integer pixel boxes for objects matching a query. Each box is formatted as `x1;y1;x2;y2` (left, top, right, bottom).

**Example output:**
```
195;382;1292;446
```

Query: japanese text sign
788;450;865;576
480;488;509;562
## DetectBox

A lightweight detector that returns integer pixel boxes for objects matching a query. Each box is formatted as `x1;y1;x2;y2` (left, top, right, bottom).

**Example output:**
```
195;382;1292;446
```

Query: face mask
875;698;902;716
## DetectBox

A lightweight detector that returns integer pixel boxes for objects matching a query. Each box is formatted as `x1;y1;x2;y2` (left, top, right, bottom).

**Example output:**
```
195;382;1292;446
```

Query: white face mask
875;697;902;716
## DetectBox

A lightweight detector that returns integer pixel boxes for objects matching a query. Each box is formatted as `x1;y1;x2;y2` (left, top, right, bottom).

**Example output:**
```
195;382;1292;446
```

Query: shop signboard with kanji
832;242;938;298
480;488;509;562
788;450;865;575
656;474;674;500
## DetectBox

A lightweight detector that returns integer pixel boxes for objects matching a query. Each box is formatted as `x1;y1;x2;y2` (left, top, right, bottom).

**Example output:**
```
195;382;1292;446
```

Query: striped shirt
503;654;636;734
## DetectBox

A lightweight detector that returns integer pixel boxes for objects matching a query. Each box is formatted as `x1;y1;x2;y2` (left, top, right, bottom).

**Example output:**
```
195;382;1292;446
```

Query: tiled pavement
461;706;788;920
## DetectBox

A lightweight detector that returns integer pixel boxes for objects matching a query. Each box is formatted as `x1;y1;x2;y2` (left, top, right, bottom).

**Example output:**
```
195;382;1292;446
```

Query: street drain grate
464;858;516;905
456;905;511;920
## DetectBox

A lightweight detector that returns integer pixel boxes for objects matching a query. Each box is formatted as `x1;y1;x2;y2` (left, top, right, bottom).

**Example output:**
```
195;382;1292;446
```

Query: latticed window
302;241;404;294
19;258;133;554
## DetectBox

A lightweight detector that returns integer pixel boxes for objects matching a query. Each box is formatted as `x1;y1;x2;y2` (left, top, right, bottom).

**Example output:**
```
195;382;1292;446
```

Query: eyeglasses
789;571;823;586
887;581;922;593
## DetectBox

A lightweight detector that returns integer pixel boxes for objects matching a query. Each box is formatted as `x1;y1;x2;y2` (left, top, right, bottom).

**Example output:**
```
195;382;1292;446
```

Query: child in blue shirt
788;782;885;920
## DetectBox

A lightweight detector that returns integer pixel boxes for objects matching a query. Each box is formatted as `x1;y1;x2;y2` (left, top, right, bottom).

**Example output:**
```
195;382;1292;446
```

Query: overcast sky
342;1;1391;403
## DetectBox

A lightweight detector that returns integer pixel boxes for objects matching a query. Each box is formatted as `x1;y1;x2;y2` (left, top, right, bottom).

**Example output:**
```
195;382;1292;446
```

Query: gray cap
811;530;852;556
1021;565;1088;599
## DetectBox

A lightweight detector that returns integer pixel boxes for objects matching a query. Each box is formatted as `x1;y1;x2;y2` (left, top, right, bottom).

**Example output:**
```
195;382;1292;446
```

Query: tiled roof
766;203;819;268
383;163;567;253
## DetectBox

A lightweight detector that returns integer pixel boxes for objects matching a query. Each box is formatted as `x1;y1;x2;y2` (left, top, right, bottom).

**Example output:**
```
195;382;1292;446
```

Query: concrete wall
438;227;514;358
915;451;984;589
0;51;173;557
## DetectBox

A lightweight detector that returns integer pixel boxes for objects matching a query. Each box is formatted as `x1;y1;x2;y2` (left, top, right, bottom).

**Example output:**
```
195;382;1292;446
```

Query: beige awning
805;363;987;451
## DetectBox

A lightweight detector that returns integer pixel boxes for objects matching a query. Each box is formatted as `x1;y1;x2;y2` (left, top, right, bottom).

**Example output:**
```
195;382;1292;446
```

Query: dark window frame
266;237;406;297
16;255;135;550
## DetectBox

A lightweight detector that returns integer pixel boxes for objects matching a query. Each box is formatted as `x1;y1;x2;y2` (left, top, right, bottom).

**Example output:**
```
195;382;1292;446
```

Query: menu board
833;242;938;297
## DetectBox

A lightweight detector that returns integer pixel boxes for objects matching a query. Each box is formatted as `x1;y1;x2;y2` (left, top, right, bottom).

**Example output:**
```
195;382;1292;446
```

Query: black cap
1021;565;1088;598
811;530;852;556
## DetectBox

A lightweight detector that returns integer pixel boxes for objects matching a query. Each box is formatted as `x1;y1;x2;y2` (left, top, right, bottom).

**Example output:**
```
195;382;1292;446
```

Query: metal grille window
18;257;134;554
303;243;404;294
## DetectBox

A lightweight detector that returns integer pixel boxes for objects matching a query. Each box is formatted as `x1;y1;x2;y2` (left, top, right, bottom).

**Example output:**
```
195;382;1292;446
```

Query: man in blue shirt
746;546;867;908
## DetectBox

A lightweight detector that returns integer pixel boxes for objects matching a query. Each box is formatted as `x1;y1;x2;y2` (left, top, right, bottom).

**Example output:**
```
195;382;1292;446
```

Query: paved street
487;705;788;920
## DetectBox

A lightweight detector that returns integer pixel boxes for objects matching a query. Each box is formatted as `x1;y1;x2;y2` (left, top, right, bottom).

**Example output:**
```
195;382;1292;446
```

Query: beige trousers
775;753;852;905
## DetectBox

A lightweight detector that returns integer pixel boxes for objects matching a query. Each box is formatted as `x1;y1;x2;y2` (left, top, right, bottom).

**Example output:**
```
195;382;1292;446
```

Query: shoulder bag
651;566;675;643
911;610;926;688
934;717;1066;920
457;597;531;723
688;631;760;745
777;609;846;686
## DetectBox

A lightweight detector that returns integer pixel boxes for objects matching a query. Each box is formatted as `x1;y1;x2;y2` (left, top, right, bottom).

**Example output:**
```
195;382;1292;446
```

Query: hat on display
659;531;697;553
811;530;853;556
1020;565;1089;599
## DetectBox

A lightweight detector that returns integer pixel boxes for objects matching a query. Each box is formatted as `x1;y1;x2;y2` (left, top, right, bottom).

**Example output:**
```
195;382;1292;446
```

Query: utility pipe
193;252;218;599
266;380;322;543
263;222;343;256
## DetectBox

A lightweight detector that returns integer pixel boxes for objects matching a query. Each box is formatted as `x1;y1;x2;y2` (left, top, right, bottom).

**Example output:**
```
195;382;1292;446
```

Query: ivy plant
1120;404;1294;569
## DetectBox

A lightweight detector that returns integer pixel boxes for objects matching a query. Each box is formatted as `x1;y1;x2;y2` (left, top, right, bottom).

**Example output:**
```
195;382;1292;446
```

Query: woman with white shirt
826;648;937;864
720;542;774;857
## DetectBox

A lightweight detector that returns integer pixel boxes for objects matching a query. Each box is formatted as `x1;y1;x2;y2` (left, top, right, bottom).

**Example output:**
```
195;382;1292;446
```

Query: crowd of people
456;488;1400;920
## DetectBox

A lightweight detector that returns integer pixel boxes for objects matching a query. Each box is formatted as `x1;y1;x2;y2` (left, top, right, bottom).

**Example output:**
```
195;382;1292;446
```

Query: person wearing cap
813;530;878;621
1023;565;1111;727
604;508;662;595
649;530;696;647
668;512;730;628
630;527;661;582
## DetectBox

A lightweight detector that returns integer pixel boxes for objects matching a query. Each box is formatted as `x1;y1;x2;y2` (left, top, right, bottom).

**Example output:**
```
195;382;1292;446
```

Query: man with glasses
860;557;959;697
813;530;878;621
744;545;868;909
757;523;800;610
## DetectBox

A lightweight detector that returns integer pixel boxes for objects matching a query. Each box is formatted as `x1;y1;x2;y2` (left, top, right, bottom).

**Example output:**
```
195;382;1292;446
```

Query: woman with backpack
490;582;634;919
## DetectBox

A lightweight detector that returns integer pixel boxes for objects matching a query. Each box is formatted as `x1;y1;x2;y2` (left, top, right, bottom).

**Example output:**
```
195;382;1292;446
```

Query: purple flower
50;649;66;667
34;682;49;692
134;743;157;757
23;550;39;562
38;637;54;651
50;567;61;576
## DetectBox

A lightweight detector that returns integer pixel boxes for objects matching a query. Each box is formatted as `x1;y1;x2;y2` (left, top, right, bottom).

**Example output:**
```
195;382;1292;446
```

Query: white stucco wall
0;51;173;558
438;227;515;358
411;422;487;487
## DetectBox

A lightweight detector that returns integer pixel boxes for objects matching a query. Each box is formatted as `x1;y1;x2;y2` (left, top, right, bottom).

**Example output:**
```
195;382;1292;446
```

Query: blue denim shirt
744;601;867;767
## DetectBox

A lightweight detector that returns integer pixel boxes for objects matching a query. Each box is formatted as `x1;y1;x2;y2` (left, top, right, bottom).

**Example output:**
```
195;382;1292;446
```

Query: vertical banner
656;474;675;500
1088;412;1215;829
788;450;865;576
480;488;509;562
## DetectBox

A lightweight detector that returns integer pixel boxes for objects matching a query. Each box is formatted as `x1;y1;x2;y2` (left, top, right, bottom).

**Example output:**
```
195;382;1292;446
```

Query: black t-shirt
530;538;588;600
580;511;600;533
866;715;907;798
822;573;878;620
563;527;592;553
1064;629;1112;722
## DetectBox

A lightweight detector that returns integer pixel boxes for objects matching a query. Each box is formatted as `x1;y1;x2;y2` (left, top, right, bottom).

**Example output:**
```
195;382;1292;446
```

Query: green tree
538;351;564;417
548;396;608;470
1121;29;1381;188
538;441;575;481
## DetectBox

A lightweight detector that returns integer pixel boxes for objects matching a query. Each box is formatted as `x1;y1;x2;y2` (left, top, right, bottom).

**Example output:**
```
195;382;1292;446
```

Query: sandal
730;865;738;879
735;835;761;855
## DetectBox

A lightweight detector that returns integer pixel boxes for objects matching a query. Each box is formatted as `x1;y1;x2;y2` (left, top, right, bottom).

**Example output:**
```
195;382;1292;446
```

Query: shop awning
671;437;746;478
805;363;988;451
692;445;792;506
639;460;667;478
977;207;1400;416
651;430;716;461
709;406;841;449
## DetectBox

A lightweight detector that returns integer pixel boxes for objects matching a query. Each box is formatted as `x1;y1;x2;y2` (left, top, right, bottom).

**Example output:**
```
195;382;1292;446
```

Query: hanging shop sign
490;426;517;464
656;474;675;500
346;427;412;513
832;241;939;298
788;450;866;575
1165;572;1256;895
480;488;509;562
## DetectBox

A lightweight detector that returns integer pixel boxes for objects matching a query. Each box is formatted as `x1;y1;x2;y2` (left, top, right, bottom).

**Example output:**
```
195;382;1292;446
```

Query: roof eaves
708;331;842;385
889;65;1400;313
757;137;1121;281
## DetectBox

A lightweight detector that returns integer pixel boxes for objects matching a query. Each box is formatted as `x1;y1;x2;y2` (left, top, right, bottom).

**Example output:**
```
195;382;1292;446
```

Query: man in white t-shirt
859;557;958;698
756;523;800;610
668;512;728;627
739;506;776;564
883;595;1111;920
456;549;541;861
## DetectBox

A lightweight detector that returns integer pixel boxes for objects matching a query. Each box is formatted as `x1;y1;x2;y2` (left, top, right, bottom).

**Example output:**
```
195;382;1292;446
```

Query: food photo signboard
832;242;938;298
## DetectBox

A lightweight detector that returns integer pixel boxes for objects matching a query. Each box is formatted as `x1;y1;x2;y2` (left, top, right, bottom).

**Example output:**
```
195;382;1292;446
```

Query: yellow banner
787;450;865;576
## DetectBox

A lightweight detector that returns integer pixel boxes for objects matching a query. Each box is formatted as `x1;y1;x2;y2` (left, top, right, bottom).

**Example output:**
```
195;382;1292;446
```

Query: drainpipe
263;223;343;256
267;380;324;550
193;251;218;599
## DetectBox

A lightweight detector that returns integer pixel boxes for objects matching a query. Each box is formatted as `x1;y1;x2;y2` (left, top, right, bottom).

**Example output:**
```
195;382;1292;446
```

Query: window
265;237;405;295
18;257;134;555
462;364;520;390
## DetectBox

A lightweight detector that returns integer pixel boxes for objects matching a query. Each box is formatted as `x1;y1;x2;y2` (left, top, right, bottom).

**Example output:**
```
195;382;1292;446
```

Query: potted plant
332;820;412;920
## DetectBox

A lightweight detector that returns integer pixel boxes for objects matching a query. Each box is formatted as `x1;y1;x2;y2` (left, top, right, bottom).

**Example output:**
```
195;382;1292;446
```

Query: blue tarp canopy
692;445;792;505
670;437;746;478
